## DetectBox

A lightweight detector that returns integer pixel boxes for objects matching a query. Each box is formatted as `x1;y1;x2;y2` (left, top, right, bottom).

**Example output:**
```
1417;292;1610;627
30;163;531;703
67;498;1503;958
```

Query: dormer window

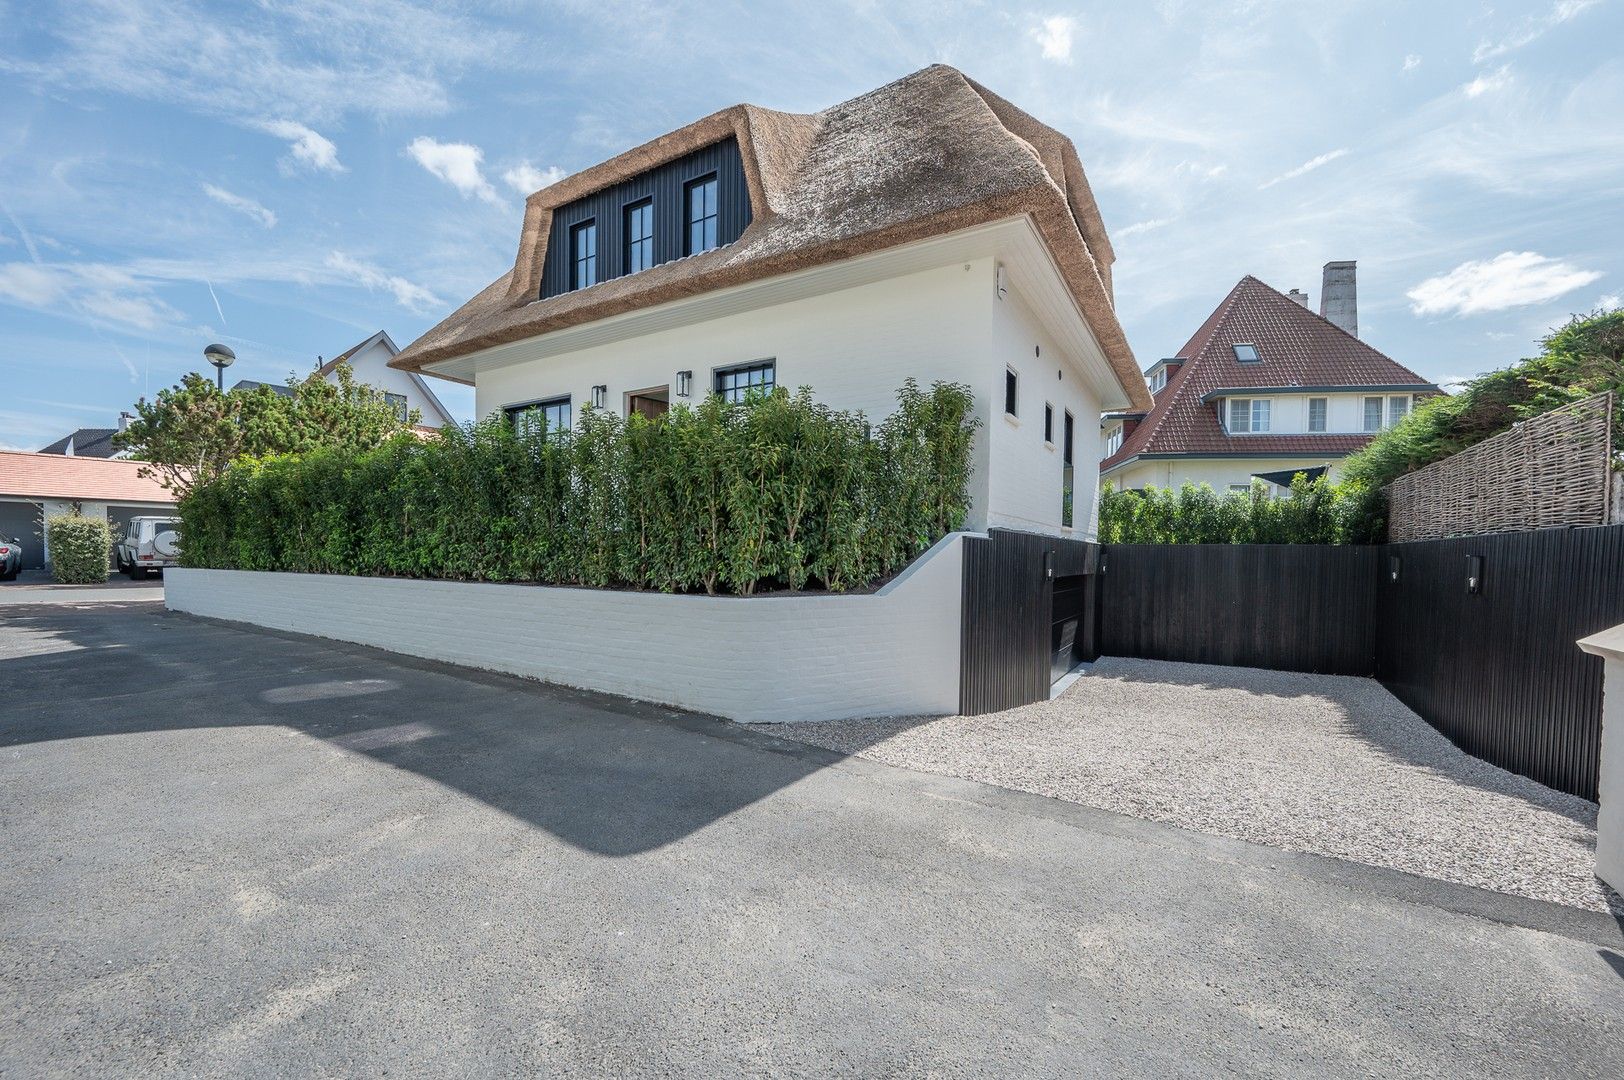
571;220;598;290
1232;343;1260;363
686;173;719;255
625;199;654;274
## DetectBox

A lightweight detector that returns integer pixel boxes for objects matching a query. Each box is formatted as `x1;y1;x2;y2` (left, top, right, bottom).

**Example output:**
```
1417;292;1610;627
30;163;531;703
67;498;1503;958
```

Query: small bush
47;513;113;584
1099;475;1380;546
181;380;980;595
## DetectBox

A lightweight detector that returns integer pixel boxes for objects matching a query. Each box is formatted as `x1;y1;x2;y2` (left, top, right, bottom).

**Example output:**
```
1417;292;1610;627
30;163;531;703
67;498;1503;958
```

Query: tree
115;363;420;497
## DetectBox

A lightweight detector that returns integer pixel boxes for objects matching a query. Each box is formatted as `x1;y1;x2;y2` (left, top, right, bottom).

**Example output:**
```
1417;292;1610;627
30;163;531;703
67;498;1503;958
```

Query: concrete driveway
3;603;1623;1077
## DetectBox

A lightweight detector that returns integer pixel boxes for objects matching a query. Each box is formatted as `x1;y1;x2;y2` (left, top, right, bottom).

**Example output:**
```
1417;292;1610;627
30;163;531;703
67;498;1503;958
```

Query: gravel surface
772;658;1620;914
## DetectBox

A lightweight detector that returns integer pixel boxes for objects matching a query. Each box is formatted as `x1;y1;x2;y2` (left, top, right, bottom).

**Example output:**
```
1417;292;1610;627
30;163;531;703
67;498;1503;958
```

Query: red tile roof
0;451;177;504
1101;276;1435;472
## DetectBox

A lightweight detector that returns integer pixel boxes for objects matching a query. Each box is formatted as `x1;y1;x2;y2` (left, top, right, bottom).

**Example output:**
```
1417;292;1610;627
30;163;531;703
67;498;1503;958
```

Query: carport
0;450;176;570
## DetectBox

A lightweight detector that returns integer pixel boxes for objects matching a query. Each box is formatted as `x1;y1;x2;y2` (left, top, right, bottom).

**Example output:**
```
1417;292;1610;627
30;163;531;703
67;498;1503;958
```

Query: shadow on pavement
0;602;926;857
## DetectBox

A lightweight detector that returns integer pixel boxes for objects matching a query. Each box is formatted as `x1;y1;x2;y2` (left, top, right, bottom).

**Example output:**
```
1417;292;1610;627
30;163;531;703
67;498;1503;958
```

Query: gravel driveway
773;658;1617;914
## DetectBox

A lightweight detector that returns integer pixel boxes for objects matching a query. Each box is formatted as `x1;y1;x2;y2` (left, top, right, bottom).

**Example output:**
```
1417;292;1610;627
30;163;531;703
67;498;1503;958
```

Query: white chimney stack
1287;288;1310;308
118;411;134;432
1320;260;1358;337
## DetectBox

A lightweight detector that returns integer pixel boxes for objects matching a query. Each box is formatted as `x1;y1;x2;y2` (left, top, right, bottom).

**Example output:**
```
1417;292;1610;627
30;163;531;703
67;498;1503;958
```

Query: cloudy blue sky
2;0;1619;449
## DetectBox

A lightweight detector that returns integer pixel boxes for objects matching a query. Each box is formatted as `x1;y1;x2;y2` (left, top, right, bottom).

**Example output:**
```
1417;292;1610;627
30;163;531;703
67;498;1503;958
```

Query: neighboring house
37;413;136;458
1099;264;1438;494
387;65;1152;537
235;330;458;432
0;450;176;571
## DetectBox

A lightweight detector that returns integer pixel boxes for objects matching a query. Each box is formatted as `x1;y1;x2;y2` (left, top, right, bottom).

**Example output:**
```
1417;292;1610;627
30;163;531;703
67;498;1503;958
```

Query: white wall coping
1578;621;1624;896
1578;624;1624;663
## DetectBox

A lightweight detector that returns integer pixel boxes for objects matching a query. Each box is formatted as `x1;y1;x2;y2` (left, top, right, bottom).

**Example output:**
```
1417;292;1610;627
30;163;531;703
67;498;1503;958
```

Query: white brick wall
165;533;967;724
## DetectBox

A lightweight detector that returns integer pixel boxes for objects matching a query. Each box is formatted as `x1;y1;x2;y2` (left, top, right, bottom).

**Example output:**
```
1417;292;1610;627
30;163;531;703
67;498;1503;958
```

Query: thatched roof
391;65;1148;409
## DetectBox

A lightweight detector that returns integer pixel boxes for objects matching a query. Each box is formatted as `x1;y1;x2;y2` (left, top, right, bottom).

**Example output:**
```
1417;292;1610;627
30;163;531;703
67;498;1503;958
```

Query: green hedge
1098;475;1380;545
47;513;113;584
180;380;979;595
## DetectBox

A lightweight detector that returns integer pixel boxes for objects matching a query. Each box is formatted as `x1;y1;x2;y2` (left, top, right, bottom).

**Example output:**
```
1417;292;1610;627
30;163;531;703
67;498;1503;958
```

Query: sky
1;0;1620;449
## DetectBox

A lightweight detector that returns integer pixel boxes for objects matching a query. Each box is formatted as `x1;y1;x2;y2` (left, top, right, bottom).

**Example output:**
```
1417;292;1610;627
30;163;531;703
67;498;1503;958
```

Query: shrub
181;380;980;595
47;513;113;584
1099;475;1380;546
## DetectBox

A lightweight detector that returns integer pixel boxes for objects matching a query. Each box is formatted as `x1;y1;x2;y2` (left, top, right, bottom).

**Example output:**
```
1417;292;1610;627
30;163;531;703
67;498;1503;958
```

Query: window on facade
625;199;654;274
1103;427;1122;457
1232;343;1260;363
506;396;572;438
685;174;719;255
1229;484;1253;496
1149;369;1166;393
1363;395;1384;432
1004;368;1018;417
1062;410;1075;528
1044;404;1054;443
384;392;408;422
1308;397;1328;432
714;359;775;403
1228;398;1270;433
1388;395;1411;427
571;220;597;289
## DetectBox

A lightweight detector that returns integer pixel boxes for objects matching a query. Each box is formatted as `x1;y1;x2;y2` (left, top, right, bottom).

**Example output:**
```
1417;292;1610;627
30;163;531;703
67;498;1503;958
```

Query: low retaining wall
164;533;965;724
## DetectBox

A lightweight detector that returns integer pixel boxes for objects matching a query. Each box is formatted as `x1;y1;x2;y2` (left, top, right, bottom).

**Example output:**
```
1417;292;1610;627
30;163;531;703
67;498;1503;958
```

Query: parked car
0;536;20;580
116;517;182;579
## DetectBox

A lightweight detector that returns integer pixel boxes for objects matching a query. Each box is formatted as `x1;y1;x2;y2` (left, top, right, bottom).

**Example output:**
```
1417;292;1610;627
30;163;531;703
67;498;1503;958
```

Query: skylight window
1232;343;1260;363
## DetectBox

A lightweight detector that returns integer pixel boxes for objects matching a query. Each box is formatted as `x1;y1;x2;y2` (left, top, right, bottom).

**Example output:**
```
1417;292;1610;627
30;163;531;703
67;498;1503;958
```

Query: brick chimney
1287;288;1310;308
1320;261;1357;337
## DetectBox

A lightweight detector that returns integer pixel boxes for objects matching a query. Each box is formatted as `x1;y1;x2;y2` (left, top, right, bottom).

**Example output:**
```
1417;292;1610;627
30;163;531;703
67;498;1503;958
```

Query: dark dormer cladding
540;136;752;300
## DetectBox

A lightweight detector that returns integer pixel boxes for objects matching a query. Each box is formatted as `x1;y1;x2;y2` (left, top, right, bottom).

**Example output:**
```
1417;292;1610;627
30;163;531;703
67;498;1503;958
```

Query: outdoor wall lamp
676;370;693;398
591;384;607;409
1388;554;1401;583
1466;554;1484;595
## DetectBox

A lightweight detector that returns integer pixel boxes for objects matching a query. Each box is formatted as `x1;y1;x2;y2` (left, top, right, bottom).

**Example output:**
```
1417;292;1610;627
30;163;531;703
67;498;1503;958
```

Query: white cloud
257;119;344;174
1599;293;1621;310
1407;252;1603;317
1473;1;1597;63
1258;148;1348;189
407;136;502;206
0;259;182;336
1402;54;1422;72
1463;66;1513;98
202;184;276;228
325;251;442;314
1032;16;1077;63
0;263;69;307
1116;217;1173;239
502;161;566;196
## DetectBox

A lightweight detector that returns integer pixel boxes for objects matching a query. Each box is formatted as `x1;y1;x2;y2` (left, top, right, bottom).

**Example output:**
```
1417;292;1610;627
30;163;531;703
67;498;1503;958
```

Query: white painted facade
439;219;1126;538
334;332;457;429
165;533;968;724
0;495;175;567
1103;457;1351;494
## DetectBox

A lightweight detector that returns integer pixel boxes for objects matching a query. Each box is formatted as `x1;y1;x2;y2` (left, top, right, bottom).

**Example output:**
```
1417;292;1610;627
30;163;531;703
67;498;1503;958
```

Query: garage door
0;500;45;570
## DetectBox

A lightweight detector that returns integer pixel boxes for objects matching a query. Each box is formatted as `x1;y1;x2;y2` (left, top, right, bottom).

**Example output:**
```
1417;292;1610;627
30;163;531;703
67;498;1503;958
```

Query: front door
627;385;671;420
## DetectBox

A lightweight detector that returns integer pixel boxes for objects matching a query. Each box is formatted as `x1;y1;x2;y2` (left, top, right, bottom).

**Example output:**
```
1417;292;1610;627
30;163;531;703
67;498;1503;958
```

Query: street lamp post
203;343;236;391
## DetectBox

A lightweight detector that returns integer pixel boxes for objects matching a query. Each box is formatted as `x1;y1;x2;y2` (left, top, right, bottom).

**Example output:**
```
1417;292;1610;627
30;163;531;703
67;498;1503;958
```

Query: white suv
117;516;183;579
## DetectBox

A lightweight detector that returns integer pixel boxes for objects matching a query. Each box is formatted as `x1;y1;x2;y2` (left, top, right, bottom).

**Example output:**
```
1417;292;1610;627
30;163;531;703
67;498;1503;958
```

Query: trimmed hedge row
1098;476;1380;545
180;380;979;595
47;513;113;584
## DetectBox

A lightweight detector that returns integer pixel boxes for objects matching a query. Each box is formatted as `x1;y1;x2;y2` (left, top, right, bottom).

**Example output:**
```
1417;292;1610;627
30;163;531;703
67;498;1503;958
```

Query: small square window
1232;343;1260;363
1004;368;1018;417
1044;403;1054;443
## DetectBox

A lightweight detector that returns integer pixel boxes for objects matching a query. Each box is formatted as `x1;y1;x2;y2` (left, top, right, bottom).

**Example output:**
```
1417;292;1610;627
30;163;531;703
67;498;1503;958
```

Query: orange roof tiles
0;450;178;504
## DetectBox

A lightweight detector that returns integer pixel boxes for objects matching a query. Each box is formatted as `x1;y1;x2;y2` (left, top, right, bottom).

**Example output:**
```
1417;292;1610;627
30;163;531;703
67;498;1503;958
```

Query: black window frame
685;173;719;256
1004;367;1019;418
1062;410;1075;528
570;219;598;290
713;359;775;404
624;198;654;275
1044;403;1054;444
504;395;572;438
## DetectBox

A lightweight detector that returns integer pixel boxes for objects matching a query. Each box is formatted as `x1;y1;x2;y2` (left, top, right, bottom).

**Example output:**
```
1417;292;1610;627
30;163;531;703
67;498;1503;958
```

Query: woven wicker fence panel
1386;392;1614;542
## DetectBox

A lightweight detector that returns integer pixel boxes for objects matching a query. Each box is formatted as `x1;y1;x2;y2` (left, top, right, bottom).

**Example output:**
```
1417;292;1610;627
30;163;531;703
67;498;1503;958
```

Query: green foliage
114;362;422;498
1341;307;1624;493
1099;475;1381;546
47;513;113;584
180;380;979;595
